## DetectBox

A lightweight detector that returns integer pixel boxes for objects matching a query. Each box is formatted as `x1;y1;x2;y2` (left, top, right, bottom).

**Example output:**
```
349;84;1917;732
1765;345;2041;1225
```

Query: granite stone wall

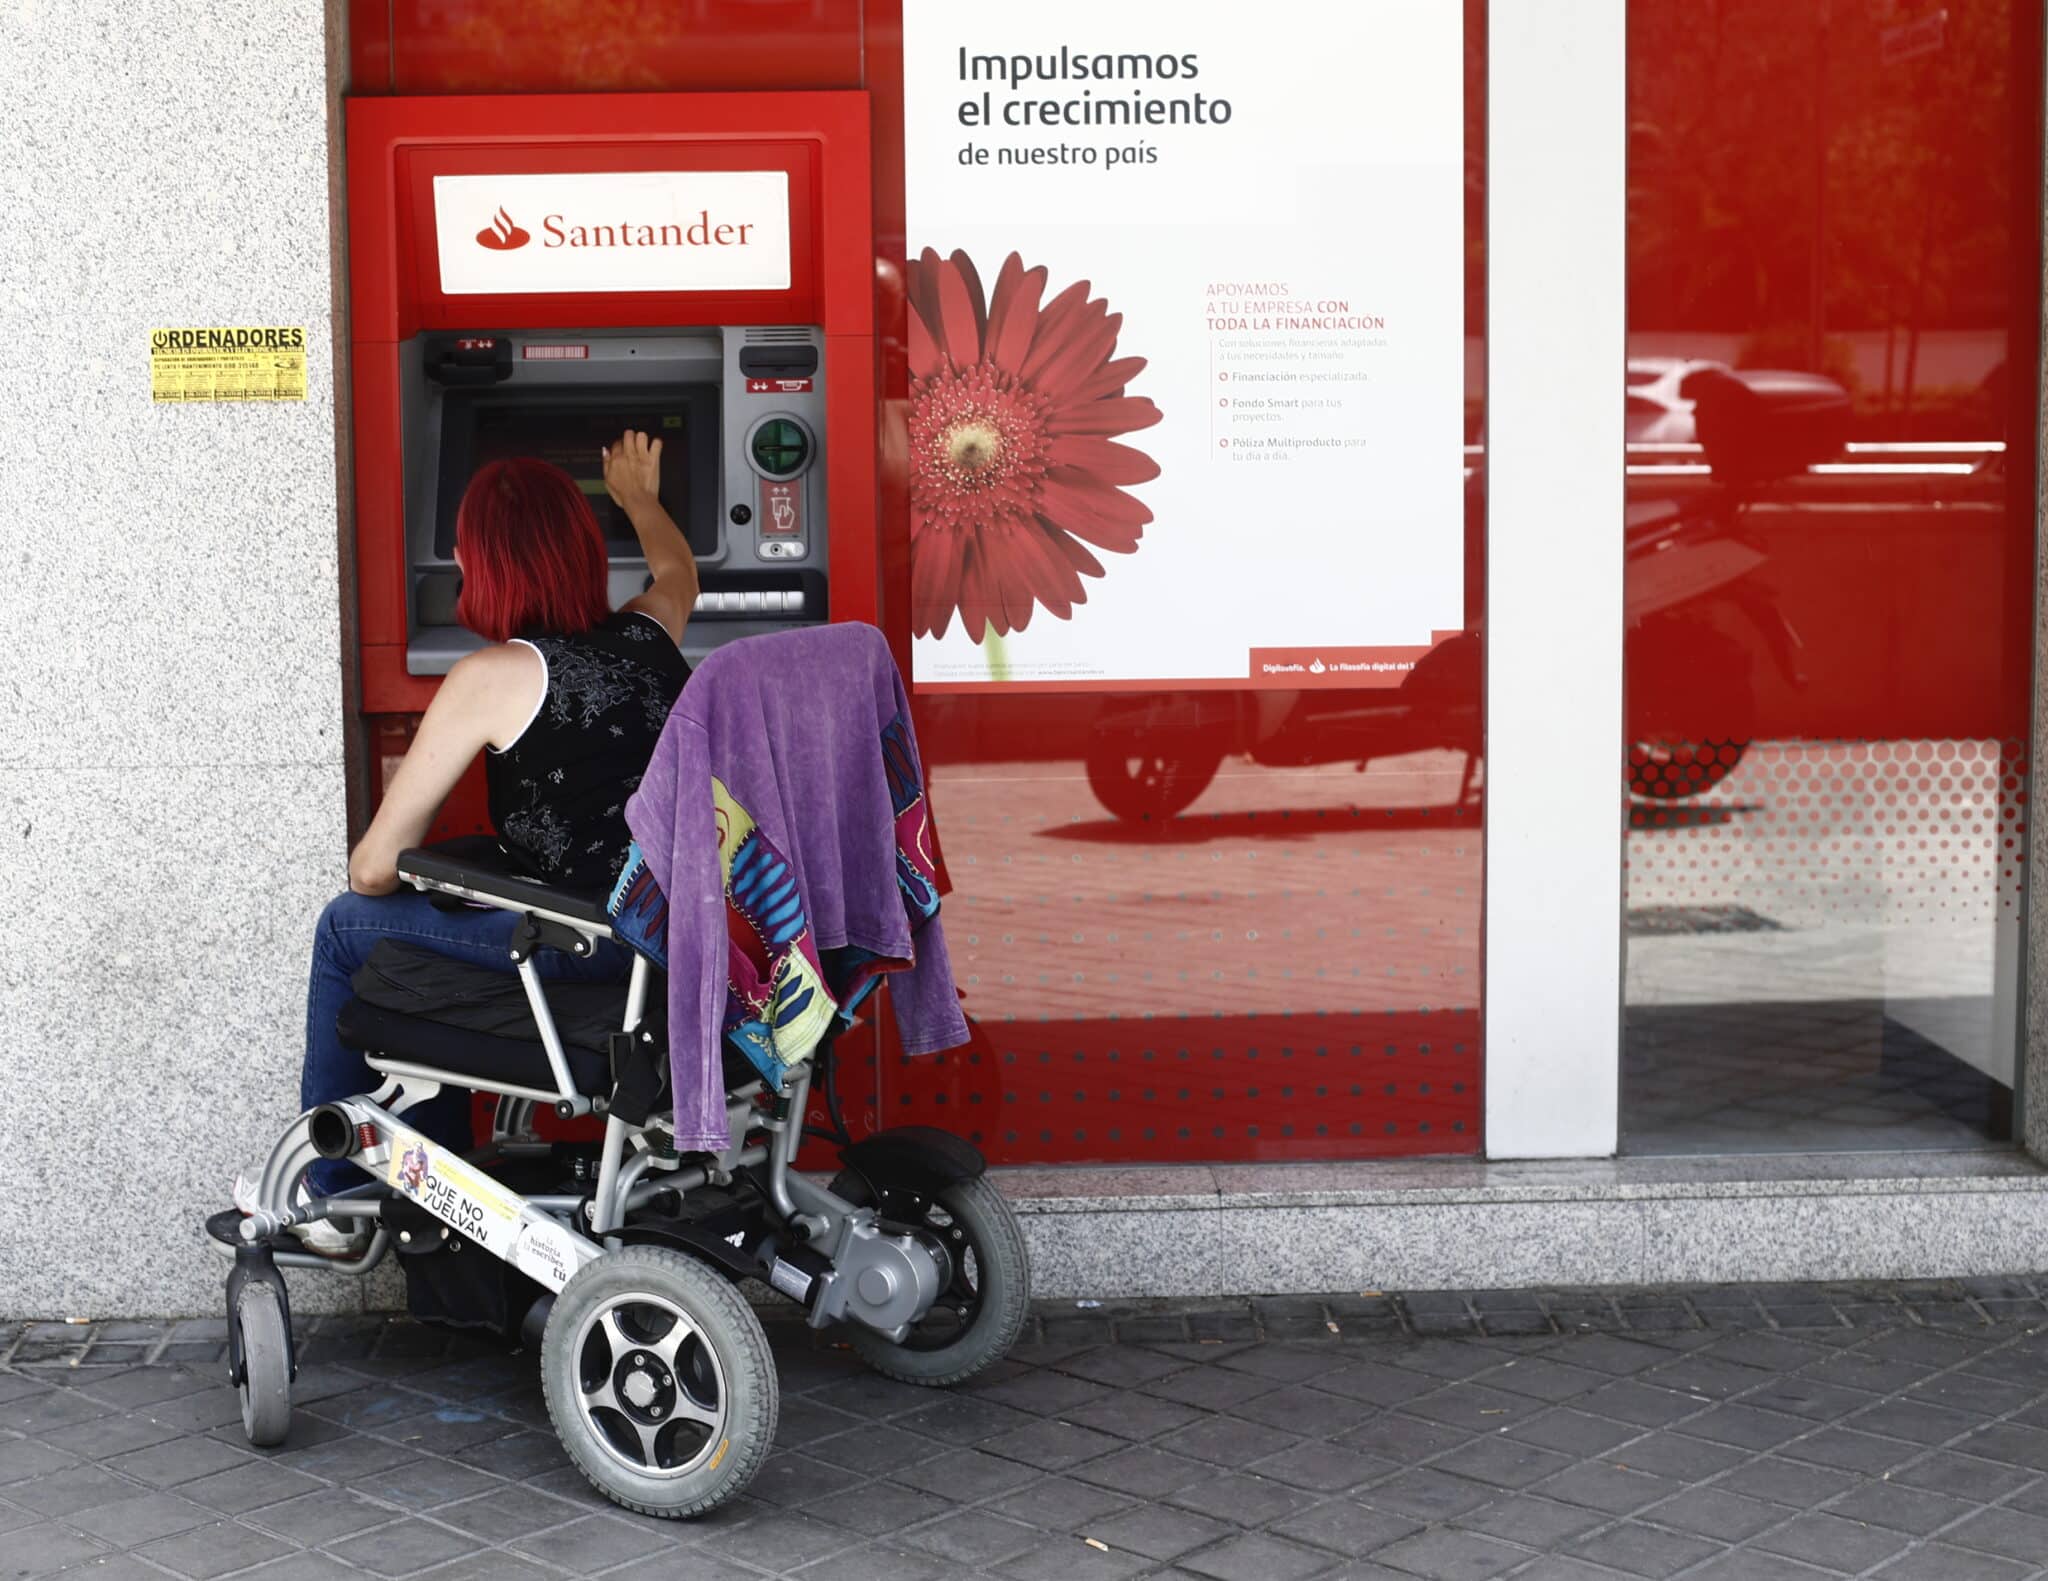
0;1;360;1315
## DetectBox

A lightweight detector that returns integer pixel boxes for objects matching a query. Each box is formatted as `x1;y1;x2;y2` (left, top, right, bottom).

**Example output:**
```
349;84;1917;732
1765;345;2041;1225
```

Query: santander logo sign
435;170;792;296
476;206;531;250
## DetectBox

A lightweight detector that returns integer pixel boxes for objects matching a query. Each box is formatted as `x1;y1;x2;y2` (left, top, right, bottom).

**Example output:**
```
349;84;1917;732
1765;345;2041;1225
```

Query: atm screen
435;386;722;561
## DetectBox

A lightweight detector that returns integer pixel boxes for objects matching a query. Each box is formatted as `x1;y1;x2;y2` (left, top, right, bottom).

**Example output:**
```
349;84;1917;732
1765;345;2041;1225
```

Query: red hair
454;458;612;642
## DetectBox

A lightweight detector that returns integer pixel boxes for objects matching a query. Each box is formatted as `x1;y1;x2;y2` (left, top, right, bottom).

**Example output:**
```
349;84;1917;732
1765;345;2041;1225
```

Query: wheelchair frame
217;856;978;1349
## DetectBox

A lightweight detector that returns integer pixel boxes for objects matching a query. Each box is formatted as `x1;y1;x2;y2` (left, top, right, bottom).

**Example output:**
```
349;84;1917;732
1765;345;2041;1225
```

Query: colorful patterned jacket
611;624;966;1152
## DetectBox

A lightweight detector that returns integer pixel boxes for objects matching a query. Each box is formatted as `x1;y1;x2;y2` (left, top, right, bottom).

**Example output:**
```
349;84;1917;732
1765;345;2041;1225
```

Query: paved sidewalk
8;1283;2048;1580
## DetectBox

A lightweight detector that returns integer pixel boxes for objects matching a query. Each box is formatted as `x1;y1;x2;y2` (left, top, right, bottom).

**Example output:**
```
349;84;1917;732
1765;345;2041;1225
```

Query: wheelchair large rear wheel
540;1245;777;1518
827;1171;1031;1386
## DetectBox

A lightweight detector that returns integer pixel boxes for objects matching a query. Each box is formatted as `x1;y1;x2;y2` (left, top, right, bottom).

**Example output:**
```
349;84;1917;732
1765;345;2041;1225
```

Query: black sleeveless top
486;610;691;892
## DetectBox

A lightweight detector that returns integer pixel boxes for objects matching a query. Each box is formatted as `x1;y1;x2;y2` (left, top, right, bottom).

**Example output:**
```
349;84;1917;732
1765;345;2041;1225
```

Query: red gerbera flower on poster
907;248;1162;642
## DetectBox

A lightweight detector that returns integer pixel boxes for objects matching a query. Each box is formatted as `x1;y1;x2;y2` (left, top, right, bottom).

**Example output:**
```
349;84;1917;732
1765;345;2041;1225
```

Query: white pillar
1483;0;1627;1157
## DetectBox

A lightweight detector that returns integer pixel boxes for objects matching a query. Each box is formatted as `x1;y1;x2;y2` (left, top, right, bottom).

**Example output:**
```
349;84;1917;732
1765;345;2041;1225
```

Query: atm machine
345;92;876;826
402;324;829;672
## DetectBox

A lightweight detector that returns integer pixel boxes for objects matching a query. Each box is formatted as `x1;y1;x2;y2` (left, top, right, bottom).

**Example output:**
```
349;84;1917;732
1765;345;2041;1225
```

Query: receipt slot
346;92;876;713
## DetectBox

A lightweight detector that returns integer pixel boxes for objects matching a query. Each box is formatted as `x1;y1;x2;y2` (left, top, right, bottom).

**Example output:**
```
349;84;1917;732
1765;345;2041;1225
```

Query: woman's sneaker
231;1174;371;1259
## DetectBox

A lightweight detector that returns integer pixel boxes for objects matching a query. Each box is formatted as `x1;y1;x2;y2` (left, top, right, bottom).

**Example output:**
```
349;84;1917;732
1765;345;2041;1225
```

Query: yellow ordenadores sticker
150;326;307;402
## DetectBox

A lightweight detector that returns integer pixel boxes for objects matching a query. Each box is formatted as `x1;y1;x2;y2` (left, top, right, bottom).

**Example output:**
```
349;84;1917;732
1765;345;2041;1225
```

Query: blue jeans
302;889;629;1195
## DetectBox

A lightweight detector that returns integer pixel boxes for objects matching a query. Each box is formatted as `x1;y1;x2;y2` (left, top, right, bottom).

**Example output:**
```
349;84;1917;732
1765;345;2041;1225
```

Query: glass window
1623;1;2041;1153
864;2;1490;1165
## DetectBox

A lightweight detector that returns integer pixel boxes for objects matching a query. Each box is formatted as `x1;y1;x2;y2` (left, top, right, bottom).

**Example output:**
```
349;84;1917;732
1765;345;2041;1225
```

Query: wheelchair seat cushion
334;941;763;1102
337;996;613;1095
337;940;629;1095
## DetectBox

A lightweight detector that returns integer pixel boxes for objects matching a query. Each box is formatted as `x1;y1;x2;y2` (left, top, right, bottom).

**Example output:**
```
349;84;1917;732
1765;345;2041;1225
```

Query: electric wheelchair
209;839;1029;1518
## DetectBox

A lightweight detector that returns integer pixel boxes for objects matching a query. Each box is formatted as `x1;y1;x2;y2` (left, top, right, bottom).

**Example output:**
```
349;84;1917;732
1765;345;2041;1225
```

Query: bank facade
4;0;2047;1315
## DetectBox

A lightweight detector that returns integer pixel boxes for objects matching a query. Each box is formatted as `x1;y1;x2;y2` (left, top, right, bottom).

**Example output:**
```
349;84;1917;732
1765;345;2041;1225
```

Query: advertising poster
903;0;1465;692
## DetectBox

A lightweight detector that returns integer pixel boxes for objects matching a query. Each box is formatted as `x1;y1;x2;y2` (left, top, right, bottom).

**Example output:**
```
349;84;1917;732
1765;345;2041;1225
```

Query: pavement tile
1401;1383;1547;1433
447;1428;569;1480
1058;1347;1190;1388
1242;1440;1392;1494
1175;1531;1340;1581
1508;1407;1644;1458
135;1518;293;1579
1959;1425;2048;1473
1889;1450;2038;1503
808;1477;954;1535
978;1417;1126;1471
1503;1561;1644;1581
791;1540;949;1581
1356;1466;1498;1522
1064;1390;1208;1443
242;1488;403;1546
1532;1459;1686;1516
1712;1456;1861;1510
1452;1492;1607;1548
1751;1510;1915;1572
1776;1426;1921;1475
1266;1498;1420;1558
996;1535;1156;1581
429;1483;585;1541
325;1515;481;1576
5;1462;145;1518
1641;1485;1786;1542
1309;1360;1440;1408
0;1390;111;1437
1482;1358;1610;1405
1078;1503;1236;1562
0;1437;80;1486
741;1448;865;1508
1368;1526;1527;1580
1607;1428;1749;1481
1163;1470;1322;1526
1871;1544;2033;1581
1426;1434;1578;1490
1676;1403;1811;1452
902;1507;1045;1565
63;1490;214;1545
895;1394;1037;1446
245;1557;408;1581
1163;1417;1302;1474
1226;1383;1374;1439
988;1473;1136;1530
345;1458;501;1511
1068;1444;1211;1500
803;1421;947;1473
0;1522;109;1576
175;1457;325;1515
1684;1549;1841;1580
1567;1520;1724;1578
898;1445;1052;1501
1335;1414;1472;1464
509;1511;676;1571
1944;1505;2048;1563
597;1553;767;1581
970;1370;1114;1418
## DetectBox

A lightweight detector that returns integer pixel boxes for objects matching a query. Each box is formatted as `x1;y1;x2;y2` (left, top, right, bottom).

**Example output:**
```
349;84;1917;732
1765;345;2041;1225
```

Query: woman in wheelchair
255;431;696;1255
221;433;1030;1515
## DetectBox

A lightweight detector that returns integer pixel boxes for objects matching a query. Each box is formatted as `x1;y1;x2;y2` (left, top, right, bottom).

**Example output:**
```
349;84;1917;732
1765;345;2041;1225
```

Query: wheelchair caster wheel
540;1246;776;1518
227;1248;294;1447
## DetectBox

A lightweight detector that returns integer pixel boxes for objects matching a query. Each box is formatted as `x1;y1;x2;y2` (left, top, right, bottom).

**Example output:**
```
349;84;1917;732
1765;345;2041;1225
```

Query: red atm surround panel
345;90;878;718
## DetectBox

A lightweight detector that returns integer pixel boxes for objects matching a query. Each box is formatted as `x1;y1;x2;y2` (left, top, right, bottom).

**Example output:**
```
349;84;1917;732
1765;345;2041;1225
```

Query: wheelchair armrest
397;838;614;930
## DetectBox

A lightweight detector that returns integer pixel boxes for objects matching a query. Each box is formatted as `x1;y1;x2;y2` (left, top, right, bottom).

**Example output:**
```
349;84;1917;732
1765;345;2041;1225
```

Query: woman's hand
602;429;663;516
